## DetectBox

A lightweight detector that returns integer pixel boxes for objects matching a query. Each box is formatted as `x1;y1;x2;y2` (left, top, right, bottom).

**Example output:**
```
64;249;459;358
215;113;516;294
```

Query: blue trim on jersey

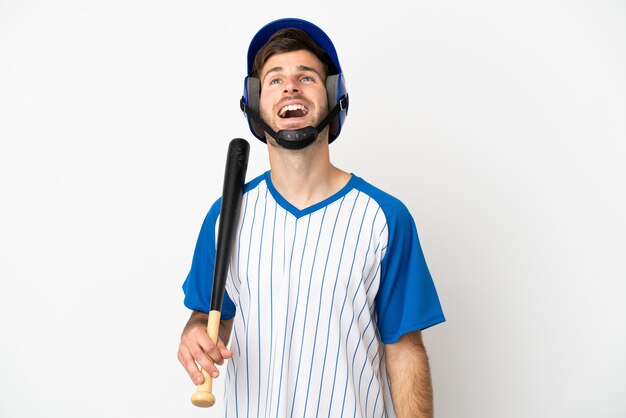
244;171;266;193
264;170;360;219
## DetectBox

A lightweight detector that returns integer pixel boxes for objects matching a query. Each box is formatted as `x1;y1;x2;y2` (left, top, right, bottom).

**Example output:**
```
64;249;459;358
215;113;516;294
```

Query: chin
277;121;310;130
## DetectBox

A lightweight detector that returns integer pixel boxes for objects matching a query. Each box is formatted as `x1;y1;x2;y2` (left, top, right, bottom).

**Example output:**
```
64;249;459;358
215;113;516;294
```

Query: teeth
279;104;307;117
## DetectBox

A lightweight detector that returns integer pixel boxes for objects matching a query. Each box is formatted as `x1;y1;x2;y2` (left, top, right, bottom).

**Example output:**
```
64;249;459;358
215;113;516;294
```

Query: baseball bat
191;138;250;407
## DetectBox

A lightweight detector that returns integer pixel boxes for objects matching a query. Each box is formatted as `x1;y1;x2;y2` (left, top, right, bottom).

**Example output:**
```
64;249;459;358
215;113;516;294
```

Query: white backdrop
1;1;625;417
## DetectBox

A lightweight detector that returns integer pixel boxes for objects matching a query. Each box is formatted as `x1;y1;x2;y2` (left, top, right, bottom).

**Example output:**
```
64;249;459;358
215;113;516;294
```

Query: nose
282;77;300;94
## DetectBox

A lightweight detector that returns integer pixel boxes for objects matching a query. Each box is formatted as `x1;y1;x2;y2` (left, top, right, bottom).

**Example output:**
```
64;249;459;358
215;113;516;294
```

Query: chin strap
240;96;348;150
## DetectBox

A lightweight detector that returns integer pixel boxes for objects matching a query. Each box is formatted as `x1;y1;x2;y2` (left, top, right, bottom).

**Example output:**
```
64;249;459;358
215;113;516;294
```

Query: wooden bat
191;138;250;407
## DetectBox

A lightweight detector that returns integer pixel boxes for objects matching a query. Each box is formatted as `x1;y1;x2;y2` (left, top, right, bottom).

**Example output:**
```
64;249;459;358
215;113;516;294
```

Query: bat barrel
210;138;250;311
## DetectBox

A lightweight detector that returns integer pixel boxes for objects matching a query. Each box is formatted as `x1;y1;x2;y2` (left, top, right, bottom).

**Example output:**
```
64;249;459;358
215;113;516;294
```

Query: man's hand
177;311;234;385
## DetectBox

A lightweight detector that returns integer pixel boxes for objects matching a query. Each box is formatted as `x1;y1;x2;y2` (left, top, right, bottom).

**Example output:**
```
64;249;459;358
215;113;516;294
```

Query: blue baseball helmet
241;18;349;144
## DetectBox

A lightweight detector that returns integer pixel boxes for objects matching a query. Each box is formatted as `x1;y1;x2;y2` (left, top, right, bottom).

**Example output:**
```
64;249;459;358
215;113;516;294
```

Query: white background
1;1;625;417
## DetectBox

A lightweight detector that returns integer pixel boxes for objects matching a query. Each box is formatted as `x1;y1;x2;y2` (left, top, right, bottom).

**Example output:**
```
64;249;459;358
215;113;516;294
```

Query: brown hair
251;28;334;78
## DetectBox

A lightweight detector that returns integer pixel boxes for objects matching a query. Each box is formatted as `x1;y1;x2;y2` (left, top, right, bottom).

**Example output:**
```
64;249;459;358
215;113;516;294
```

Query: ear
243;76;266;141
325;74;347;139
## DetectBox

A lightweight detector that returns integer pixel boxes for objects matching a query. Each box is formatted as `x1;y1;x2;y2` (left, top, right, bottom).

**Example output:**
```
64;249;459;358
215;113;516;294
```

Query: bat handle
191;310;222;407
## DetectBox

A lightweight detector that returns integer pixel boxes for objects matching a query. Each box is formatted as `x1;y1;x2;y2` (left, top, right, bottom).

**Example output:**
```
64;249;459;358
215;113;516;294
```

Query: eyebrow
262;65;324;84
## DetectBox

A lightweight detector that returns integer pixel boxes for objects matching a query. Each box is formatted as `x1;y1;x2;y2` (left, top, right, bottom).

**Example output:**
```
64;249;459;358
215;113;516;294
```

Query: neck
267;136;350;210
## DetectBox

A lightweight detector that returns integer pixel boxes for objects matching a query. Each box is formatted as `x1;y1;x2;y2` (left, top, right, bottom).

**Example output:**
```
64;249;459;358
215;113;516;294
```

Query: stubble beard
260;101;330;150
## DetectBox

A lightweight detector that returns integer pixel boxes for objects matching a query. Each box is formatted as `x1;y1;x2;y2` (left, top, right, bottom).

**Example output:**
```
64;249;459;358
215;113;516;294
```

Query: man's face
258;49;329;138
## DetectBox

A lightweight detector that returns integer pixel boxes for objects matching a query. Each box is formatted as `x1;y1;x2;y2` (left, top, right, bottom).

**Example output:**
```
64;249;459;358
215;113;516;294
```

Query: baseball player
178;18;445;417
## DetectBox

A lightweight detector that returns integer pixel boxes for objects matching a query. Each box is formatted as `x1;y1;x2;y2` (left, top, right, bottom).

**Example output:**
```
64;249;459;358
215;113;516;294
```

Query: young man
178;18;445;418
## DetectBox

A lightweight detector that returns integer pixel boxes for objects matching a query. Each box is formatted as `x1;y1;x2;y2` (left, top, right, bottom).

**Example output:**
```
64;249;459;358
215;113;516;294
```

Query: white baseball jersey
183;171;445;417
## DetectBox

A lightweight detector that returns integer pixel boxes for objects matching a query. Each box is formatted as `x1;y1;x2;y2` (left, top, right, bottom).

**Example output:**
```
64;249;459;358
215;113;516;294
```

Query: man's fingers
179;324;232;383
201;340;226;366
178;345;206;384
182;327;226;365
190;346;221;377
217;339;234;359
179;342;222;381
180;335;223;377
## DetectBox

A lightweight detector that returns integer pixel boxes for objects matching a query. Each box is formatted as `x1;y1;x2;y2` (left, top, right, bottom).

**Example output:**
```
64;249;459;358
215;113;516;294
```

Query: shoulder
243;171;267;194
208;171;267;213
352;176;413;223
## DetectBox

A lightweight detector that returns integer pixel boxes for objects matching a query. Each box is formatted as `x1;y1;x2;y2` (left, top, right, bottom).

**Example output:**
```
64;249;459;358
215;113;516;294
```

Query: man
178;18;445;417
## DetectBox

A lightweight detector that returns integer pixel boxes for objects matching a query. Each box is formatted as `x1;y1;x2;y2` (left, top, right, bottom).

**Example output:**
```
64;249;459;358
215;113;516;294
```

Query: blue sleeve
375;201;445;343
182;199;237;320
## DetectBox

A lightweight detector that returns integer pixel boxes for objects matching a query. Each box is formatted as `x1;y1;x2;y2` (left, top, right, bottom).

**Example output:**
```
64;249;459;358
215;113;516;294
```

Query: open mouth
278;104;308;119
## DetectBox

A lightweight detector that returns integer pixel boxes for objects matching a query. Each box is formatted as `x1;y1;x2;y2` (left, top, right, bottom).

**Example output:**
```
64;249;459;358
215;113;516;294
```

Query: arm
385;330;434;418
178;310;234;385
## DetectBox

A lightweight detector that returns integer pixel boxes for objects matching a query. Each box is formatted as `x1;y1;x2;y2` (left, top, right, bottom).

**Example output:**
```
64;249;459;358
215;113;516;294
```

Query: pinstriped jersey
183;171;445;417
